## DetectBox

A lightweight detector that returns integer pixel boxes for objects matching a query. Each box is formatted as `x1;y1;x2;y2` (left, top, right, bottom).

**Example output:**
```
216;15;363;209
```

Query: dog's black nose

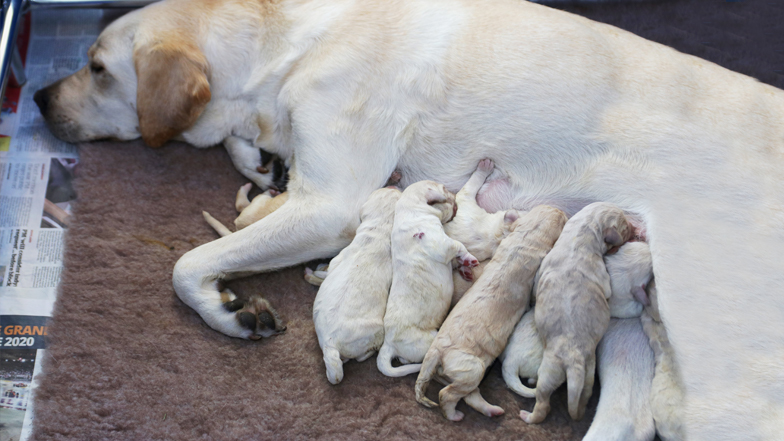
33;88;49;114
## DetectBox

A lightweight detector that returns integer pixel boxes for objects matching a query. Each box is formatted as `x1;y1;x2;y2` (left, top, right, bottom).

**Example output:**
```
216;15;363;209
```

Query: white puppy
446;158;520;304
605;242;653;318
522;202;633;424
312;187;401;385
416;205;567;421
641;279;686;441
377;181;478;377
499;306;543;398
583;318;656;441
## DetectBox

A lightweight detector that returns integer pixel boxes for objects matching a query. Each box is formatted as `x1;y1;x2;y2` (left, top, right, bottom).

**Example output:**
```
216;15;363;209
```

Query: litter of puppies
203;158;681;440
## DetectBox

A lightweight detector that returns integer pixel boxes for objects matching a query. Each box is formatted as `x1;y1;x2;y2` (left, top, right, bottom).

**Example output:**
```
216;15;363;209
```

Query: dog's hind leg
457;158;494;202
521;351;565;424
463;389;504;418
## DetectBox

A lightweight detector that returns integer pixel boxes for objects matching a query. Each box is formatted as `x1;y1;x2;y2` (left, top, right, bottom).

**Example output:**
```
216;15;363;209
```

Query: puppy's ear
504;210;520;224
603;227;625;247
134;37;211;147
425;188;448;205
632;284;650;306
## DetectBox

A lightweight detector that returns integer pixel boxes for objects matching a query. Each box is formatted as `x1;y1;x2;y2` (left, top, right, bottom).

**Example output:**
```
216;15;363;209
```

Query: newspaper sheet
0;9;111;441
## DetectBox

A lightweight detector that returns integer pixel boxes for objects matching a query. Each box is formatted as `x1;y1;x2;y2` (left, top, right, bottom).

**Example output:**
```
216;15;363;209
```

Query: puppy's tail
376;344;422;378
322;343;344;385
566;362;586;421
202;211;232;237
415;347;441;408
502;360;536;398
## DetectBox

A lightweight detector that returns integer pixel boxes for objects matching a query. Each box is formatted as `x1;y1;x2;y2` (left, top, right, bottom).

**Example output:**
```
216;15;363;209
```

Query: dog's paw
221;291;286;339
458;266;474;282
477;158;494;173
459;252;479;268
446;410;465;422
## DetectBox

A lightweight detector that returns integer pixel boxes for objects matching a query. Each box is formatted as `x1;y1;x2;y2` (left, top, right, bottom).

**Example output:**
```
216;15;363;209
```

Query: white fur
499;306;543;398
38;0;784;435
377;181;477;377
605;242;653;318
312;188;400;385
642;281;686;441
583;318;656;441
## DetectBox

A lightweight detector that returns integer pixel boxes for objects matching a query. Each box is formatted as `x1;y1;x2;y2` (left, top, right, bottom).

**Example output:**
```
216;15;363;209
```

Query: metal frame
0;0;157;102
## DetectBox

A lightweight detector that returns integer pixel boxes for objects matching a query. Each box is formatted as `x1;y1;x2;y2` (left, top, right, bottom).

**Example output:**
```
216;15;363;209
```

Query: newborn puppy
521;202;633;424
605;242;653;318
446;159;520;304
641;279;686;441
583;318;656;441
415;206;567;421
377;181;478;377
500;306;543;398
312;187;401;384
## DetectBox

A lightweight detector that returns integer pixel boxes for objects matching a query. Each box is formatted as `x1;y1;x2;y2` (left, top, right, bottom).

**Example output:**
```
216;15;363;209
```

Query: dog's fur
583;318;656;441
604;242;653;319
521;202;632;424
415;205;566;421
34;0;784;435
641;279;686;441
377;181;478;377
499;306;543;399
312;187;401;385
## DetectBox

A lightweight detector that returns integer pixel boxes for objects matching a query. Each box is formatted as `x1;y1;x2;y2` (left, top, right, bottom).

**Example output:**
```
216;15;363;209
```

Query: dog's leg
521;351;564;424
173;192;361;339
457;158;494;203
235;183;253;212
224;136;275;190
463;389;504;418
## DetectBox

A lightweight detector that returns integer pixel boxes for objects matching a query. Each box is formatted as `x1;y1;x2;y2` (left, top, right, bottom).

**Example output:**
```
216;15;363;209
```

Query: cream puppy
583;318;656;441
500;306;543;398
416;206;567;421
377;181;478;377
521;202;633;424
312;187;401;385
203;185;289;236
605;242;653;318
641;279;686;441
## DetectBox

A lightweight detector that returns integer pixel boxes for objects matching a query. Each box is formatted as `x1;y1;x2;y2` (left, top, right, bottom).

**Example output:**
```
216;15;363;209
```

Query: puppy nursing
521;202;633;424
583;318;656;441
446;159;520;304
641;280;686;441
605;242;653;318
312;188;401;384
415;206;567;421
377;181;478;377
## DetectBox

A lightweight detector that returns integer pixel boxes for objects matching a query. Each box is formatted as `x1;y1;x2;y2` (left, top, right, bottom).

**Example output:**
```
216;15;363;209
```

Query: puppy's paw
483;405;505;418
459;252;479;268
446;410;465;422
221;291;286;339
477;158;494;173
458;266;474;282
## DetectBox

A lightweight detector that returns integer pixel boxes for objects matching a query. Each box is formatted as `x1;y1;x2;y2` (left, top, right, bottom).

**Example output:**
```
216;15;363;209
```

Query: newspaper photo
0;8;114;441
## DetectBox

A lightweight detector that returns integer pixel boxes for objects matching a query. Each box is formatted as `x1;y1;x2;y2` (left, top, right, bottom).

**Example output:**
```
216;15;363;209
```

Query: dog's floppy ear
134;37;211;147
425;188;448;205
603;227;625;247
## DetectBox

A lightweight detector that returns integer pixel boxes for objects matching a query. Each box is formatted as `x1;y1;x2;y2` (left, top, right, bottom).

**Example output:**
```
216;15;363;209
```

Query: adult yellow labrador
34;0;784;438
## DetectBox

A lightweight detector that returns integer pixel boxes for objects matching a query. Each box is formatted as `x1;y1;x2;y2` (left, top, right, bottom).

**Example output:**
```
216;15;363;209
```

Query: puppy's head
508;205;567;244
360;187;402;222
402;181;457;223
582;202;634;253
33;6;211;147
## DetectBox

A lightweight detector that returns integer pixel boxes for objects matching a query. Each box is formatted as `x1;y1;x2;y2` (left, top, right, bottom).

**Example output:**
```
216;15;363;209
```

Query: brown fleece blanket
31;1;784;439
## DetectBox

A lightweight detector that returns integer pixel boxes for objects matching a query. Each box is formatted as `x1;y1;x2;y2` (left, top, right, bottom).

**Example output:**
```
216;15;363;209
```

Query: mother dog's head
33;4;211;147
